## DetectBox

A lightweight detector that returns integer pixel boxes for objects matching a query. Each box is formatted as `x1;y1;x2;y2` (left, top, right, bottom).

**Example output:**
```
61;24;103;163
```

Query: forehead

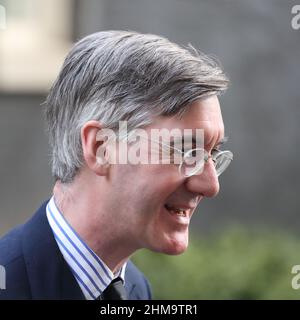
148;95;224;146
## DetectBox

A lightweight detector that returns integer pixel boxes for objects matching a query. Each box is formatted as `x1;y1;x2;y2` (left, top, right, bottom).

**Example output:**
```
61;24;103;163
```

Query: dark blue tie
97;277;127;300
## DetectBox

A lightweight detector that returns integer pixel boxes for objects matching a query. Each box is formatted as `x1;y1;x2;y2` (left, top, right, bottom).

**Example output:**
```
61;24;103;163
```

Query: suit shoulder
0;225;32;299
0;224;24;266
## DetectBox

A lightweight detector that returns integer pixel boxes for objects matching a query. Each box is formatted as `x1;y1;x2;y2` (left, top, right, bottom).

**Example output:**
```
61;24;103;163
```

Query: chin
152;233;189;255
164;240;188;255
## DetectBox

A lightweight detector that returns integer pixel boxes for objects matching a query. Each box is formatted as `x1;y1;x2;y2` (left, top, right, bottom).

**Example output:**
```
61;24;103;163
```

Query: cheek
112;163;183;208
137;170;181;203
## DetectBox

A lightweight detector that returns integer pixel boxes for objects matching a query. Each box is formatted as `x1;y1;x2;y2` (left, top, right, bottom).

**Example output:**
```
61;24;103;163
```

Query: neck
53;173;139;274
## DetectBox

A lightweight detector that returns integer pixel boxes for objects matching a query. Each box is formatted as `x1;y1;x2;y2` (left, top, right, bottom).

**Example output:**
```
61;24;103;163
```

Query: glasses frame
126;134;233;177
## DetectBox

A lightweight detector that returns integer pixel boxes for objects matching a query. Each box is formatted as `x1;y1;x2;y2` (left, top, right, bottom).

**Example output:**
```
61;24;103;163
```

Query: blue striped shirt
46;196;127;300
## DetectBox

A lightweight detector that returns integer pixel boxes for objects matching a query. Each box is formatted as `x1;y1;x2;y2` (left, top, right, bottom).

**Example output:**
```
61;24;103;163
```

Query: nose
185;159;220;198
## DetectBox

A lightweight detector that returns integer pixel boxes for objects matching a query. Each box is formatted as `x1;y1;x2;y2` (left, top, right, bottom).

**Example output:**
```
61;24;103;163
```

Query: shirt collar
46;196;127;300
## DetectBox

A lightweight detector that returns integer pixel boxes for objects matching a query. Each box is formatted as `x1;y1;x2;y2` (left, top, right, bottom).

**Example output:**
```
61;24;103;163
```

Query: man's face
106;95;225;255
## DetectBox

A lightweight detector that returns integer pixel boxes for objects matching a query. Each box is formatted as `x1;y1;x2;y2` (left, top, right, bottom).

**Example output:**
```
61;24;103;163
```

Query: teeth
165;205;187;217
173;210;186;216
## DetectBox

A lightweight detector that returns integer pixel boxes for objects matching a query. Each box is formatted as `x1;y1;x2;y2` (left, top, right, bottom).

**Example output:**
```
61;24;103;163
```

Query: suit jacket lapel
125;278;135;298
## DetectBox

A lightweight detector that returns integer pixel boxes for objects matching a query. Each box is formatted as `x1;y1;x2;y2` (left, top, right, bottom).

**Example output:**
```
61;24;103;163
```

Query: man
0;30;231;299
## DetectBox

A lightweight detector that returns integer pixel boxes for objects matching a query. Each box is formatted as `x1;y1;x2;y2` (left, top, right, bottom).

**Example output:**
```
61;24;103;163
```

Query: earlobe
95;159;110;176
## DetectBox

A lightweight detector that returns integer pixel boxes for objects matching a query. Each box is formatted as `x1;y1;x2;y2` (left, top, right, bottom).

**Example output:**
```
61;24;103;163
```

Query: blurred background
0;0;299;299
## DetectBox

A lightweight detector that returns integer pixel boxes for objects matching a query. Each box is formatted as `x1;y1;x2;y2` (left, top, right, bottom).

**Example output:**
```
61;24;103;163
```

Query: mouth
164;204;190;218
162;197;202;225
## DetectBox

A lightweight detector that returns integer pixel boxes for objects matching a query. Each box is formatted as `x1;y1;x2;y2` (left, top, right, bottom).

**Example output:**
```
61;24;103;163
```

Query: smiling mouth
164;204;188;217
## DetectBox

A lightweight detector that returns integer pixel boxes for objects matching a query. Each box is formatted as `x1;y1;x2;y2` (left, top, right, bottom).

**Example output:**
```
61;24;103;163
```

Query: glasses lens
180;148;206;177
214;151;233;176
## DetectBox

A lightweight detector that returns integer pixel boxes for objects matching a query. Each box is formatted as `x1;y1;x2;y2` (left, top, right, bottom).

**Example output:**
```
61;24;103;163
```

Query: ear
81;120;110;176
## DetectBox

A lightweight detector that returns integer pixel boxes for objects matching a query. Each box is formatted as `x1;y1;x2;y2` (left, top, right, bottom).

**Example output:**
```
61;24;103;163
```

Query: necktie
97;277;128;300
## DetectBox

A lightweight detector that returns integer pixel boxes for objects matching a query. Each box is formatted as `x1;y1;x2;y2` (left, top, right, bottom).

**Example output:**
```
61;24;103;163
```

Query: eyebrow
215;136;228;148
171;135;229;148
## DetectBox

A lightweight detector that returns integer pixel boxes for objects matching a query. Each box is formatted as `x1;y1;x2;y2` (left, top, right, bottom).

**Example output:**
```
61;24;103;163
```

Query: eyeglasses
126;134;233;177
178;147;233;177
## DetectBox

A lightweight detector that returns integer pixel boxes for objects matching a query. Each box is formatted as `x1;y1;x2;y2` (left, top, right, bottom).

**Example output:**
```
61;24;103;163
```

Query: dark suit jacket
0;201;152;300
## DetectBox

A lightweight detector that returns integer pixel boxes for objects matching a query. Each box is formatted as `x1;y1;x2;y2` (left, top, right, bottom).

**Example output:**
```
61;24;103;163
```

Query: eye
211;148;220;154
190;149;198;157
211;148;221;162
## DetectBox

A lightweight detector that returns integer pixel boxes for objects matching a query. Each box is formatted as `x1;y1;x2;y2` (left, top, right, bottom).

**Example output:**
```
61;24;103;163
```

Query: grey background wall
0;0;299;236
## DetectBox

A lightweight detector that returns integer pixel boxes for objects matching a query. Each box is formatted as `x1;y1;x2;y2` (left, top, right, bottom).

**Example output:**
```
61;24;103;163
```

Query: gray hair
44;30;229;183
